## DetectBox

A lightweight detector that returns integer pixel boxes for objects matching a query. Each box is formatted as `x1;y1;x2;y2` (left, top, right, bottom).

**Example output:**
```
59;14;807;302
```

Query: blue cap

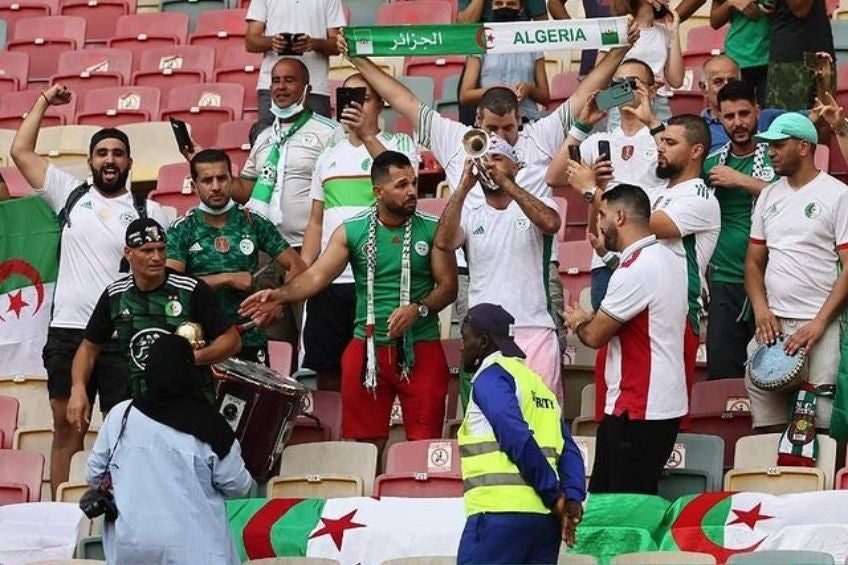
465;303;526;358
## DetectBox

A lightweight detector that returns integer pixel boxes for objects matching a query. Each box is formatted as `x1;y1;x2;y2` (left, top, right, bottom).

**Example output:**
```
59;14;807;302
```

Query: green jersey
167;205;289;349
702;146;776;284
85;272;232;398
724;0;772;69
345;210;440;345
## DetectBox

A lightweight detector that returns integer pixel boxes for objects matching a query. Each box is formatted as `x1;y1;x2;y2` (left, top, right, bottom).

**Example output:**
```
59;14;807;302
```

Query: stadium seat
132;45;215;91
685;25;726;52
0;129;14;166
557;553;600;565
0;165;36;197
398;76;435;108
13;427;98;495
726;550;835;565
76;85;161;127
669;91;705;116
572;435;596;482
0;51;29;95
121;121;185;182
0;20;6;49
403;56;464;101
7;16;87;82
55;480;89;504
682;48;722;72
374;473;463;497
553;185;589;241
77;536;106;560
611;551;717;564
50;48;133;95
0;374;50;428
59;0;136;45
150;161;197;215
160;0;228;31
214;119;252;171
548;71;580;111
34;124;99;179
267;339;293;375
189;8;247;59
0;89;78;129
571;415;598;437
552;195;568;241
688;378;751;468
69;449;91;482
160;82;245;148
289;390;342;445
0;448;45;502
0;0;57;40
416;197;448;217
578;383;595;419
558;239;593;275
658;433;724;500
0;395;19;449
279;441;378;495
376;0;452;25
213;46;262;118
437;74;460;106
267;473;364;498
385;439;460;474
107;13;191;69
0;482;28;505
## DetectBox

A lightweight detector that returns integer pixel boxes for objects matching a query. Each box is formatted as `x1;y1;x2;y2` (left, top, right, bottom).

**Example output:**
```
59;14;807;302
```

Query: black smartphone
568;145;581;163
595;81;635;112
653;3;670;18
598;140;611;162
336;86;367;122
277;32;295;55
169;117;193;154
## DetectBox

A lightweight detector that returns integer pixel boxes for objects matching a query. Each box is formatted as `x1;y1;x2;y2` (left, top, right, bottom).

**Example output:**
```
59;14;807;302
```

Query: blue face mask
270;89;307;120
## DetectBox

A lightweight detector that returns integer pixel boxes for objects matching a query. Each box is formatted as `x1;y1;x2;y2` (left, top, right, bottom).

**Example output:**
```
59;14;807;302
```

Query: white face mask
270;89;308;120
198;199;236;216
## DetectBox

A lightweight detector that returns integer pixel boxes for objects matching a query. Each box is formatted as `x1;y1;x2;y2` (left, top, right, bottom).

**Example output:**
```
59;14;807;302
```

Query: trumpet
461;128;499;191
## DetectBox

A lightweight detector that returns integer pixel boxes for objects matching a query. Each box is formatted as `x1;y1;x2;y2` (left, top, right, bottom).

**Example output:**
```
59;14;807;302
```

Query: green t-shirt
345;210;440;345
724;0;772;69
167;205;290;349
702;147;776;284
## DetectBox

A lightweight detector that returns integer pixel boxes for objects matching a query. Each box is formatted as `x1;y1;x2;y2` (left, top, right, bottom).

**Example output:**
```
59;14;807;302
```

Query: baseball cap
754;113;818;144
486;134;519;163
465;303;526;358
89;127;131;156
125;218;166;248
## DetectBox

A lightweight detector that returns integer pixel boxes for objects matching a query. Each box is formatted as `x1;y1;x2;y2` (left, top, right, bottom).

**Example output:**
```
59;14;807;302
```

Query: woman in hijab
86;334;253;565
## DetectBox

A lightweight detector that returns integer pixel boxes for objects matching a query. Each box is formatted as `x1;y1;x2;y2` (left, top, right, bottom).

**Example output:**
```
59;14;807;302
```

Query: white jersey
245;0;346;96
750;171;848;319
40;165;170;329
600;235;688;420
460;198;558;329
580;125;664;270
310;131;419;284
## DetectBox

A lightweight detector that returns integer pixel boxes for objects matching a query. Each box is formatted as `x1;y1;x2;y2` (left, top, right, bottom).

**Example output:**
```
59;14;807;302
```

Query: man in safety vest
457;303;586;564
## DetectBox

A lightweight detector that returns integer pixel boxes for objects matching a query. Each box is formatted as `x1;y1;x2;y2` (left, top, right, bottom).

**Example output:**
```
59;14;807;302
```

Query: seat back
160;82;244;147
726;550;835;565
134;45;215;90
160;0;228;31
376;0;453;25
56;47;132;83
59;0;135;44
0;0;56;38
611;551;717;564
659;433;724;499
734;433;837;488
579;384;595;419
0;394;19;449
290;389;342;445
280;441;378;495
0;374;50;428
0;483;29;505
397;75;435;108
685;25;727;52
724;466;826;494
77;536;106;560
0;89;77;128
215;119;253;147
189;9;246;59
0;166;34;197
385;439;460;474
121;121;186;182
403;56;464;101
558;239;593;275
0;448;45;502
155;161;192;195
416;197;448;217
266;474;364;498
77;85;161;126
572;435;596;482
373;473;464;497
13;426;98;489
0;51;29;95
548;71;580;110
109;12;190;68
7;16;87;80
69;449;91;482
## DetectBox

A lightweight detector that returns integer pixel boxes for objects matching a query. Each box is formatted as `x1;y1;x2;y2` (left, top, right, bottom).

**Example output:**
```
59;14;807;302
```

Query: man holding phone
301;73;419;391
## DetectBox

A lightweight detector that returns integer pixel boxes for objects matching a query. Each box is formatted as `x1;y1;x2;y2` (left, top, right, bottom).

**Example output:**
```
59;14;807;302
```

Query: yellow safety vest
458;355;564;516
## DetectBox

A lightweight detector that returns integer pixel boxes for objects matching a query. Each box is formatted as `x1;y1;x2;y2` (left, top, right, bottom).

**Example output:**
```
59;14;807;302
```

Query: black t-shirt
770;0;834;62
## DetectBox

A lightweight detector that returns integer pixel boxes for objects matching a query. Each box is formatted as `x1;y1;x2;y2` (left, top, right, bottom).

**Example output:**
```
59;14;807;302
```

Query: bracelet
574;319;590;336
834;119;848;137
40;92;50;105
573;119;593;134
568;125;589;142
649;122;666;136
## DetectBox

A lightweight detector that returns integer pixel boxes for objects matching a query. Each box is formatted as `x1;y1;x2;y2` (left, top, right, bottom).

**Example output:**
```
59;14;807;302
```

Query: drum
747;335;807;392
214;357;308;479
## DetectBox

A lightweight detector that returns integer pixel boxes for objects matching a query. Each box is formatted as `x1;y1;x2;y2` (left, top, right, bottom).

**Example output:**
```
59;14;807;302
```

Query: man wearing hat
745;112;848;437
9;83;169;495
435;136;563;408
67;219;242;433
457;303;585;564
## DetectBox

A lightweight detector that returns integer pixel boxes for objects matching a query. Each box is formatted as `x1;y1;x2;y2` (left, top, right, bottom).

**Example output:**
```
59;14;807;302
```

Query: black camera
79;486;118;522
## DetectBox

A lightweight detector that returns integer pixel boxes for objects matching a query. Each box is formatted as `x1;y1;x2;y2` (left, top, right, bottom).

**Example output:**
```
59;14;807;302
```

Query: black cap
465;303;526;358
89;127;131;156
125;218;166;248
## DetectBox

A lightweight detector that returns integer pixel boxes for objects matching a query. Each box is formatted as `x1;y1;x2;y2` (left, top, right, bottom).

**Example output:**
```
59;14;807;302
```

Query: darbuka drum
747;335;807;393
214;358;308;479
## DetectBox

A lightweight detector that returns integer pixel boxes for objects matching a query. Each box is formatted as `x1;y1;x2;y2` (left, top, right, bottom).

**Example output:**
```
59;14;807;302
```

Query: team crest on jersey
165;299;183;317
129;327;169;370
120;212;134;224
239;237;255;255
644;148;658;160
215;236;230;253
301;133;319;147
804;202;822;219
415;241;429;256
361;158;372;171
515;218;530;231
754;167;775;182
621;145;634;161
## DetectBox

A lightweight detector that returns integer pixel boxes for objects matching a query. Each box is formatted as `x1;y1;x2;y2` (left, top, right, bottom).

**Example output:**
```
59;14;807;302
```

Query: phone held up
336;87;367;122
595;80;636;112
597;140;611;163
169;117;194;155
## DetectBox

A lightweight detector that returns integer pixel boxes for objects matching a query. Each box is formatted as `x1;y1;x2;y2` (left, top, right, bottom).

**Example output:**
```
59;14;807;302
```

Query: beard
656;161;683;180
384;199;416;218
91;166;130;194
729;123;757;147
602;224;620;252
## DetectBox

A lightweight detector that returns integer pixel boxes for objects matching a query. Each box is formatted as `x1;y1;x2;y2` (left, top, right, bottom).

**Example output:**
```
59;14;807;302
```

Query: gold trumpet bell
175;322;206;350
462;128;491;158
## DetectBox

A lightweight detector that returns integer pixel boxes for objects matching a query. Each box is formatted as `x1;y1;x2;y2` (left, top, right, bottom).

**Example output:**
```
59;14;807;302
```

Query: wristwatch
415;302;429;318
582;186;598;203
649;122;666;136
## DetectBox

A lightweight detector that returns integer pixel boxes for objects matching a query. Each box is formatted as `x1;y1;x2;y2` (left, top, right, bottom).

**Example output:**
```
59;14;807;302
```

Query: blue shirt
701;107;785;153
471;363;587;506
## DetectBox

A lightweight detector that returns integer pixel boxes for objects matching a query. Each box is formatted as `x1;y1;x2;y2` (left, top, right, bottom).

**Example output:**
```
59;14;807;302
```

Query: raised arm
11;84;72;189
434;159;475;251
675;0;707;20
457;0;485;23
548;0;571;19
495;171;561;235
459;57;487;106
661;12;684;89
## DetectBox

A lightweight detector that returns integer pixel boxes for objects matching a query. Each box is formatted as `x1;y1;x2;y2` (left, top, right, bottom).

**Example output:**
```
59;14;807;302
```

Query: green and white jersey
652;178;721;332
167;205;290;349
344;210;440;345
310;132;418;284
702;146;776;285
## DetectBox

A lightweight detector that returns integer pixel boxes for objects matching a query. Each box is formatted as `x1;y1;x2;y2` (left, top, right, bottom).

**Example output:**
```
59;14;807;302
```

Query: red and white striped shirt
599;235;689;420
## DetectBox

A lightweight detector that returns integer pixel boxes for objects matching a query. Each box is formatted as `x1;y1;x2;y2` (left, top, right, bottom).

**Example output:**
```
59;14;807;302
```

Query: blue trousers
457;512;561;564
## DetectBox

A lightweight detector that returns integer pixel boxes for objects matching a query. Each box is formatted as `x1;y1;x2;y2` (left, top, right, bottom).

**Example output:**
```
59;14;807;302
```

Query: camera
79;486;118;522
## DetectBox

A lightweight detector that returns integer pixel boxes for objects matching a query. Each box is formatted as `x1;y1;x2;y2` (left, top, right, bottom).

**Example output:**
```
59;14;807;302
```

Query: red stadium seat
814;144;830;172
268;340;292;375
150;161;198;216
108;13;190;69
0;89;77;128
50;48;133;96
416;197;448;217
288;390;343;445
0;483;28;505
132;45;215;92
213;46;262;117
7;16;86;82
386;439;461;474
552;195;568;241
548;71;580;111
688;378;751;468
0;395;19;449
0;166;36;198
0;449;44;502
669;91;705;116
0;51;29;95
558;239;593;275
59;0;136;45
374;473;464;497
838;467;848;489
554;185;589;241
76;85;161;126
189;8;247;59
160;82;244;148
215;119;252;171
376;0;453;25
403;56;464;101
0;0;58;39
685;25;727;52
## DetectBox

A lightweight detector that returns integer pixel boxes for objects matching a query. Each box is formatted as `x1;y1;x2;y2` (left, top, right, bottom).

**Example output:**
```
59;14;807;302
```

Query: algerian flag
347;17;629;57
0;197;59;376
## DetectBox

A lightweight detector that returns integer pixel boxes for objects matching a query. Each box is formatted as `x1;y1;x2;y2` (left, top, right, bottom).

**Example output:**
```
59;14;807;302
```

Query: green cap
754;112;818;144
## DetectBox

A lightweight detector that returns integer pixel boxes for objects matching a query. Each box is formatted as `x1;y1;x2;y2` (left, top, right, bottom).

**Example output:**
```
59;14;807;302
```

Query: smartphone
568;145;581;163
336;86;367;122
595;81;635;112
598;140;611;162
169;117;193;154
277;32;295;55
652;4;670;18
803;51;818;71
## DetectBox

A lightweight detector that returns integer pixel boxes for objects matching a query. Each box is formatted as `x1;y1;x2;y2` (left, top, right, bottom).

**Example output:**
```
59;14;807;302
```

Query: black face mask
492;7;521;21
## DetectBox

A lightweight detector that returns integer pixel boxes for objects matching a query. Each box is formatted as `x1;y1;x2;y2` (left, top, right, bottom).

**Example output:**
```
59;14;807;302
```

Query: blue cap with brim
754;112;818;144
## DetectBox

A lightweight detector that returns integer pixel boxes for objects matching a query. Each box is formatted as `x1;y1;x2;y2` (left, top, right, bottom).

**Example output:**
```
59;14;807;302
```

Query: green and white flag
0;197;59;376
347;17;629;57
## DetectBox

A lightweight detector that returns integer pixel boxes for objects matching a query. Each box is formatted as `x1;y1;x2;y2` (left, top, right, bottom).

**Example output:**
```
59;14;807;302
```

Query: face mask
198;199;236;216
270;89;307;120
492;7;521;21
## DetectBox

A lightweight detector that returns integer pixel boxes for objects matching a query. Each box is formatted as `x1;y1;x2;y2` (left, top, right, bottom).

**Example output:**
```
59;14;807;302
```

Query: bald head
701;56;741;113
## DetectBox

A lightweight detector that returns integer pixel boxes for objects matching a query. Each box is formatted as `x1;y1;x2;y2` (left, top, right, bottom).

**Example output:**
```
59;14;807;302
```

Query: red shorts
340;339;449;440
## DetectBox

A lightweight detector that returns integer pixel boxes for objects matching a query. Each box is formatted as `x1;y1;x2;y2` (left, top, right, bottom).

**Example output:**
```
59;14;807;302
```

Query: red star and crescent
729;503;773;530
0;259;46;323
309;509;366;551
7;290;29;319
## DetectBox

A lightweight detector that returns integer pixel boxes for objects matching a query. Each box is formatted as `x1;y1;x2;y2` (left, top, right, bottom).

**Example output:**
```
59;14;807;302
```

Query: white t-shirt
600;234;688;420
245;0;346;96
242;113;344;245
580;126;664;270
310;131;419;284
40;165;169;330
750;171;848;319
460;198;558;329
601;25;671;94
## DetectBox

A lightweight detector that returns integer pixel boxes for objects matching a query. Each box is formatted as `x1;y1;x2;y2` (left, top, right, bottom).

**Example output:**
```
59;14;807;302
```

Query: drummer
66;218;242;432
166;149;307;365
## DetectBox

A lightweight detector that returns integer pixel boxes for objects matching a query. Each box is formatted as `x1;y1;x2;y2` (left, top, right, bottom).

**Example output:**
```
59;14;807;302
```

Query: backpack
58;183;148;229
